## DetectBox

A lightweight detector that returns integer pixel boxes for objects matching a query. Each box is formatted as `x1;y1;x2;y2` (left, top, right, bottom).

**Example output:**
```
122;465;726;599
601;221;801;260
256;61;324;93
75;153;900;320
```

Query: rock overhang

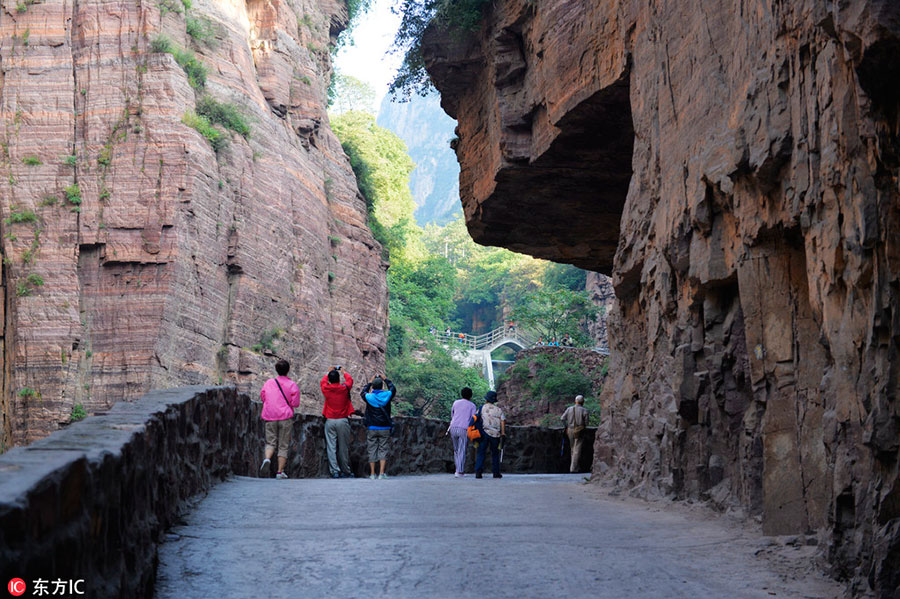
423;3;634;273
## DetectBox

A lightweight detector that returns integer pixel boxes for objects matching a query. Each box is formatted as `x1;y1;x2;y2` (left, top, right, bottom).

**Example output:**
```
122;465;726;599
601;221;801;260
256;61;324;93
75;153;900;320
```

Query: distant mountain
377;93;461;226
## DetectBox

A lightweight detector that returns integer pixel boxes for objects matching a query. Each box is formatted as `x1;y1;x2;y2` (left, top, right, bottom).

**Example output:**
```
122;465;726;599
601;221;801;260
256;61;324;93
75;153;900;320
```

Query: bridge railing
435;324;535;351
435;325;607;354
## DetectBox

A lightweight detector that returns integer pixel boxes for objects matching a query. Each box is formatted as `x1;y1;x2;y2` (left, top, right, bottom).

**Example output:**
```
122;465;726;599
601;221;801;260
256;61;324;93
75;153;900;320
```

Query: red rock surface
425;0;900;593
0;0;387;447
585;272;614;349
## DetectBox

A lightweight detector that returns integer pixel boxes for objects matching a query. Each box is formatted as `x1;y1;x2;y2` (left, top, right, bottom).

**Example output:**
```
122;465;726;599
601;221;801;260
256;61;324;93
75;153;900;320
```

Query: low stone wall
0;386;591;599
0;386;254;599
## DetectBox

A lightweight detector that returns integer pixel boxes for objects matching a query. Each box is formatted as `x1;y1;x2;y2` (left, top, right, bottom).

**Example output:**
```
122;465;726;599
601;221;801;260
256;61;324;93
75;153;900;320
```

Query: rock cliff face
425;0;900;594
585;272;614;349
0;0;388;447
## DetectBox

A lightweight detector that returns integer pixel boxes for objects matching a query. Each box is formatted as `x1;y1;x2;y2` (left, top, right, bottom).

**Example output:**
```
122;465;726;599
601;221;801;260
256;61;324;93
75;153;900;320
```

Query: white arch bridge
436;325;610;389
436;326;536;390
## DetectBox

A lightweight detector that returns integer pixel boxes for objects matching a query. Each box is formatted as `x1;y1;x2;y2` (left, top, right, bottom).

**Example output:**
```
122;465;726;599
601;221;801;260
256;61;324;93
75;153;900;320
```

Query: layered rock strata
425;0;900;594
0;0;388;447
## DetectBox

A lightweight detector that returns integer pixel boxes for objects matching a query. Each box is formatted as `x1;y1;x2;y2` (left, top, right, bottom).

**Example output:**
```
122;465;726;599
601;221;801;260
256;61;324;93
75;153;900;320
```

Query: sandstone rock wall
0;0;388;448
425;1;900;594
585;272;614;349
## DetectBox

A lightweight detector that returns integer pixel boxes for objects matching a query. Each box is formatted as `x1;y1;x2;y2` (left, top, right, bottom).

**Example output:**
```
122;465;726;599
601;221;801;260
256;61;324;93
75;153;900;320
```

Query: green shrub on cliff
150;36;172;54
196;96;250;138
251;328;282;354
64;184;82;205
70;403;87;422
173;48;207;89
5;208;38;224
186;16;219;47
151;35;207;89
182;111;227;152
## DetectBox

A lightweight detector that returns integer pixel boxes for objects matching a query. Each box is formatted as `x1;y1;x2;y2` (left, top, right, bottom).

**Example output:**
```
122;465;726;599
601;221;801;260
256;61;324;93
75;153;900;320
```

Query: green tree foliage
389;345;489;418
328;74;376;115
542;262;587;292
511;288;598;345
333;110;488;417
331;111;423;261
346;0;372;23
333;0;373;51
423;213;547;332
390;0;489;97
387;256;456;358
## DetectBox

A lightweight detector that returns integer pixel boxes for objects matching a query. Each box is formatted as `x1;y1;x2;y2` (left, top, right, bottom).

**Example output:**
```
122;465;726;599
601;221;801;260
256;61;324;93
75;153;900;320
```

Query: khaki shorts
367;429;390;462
265;419;292;458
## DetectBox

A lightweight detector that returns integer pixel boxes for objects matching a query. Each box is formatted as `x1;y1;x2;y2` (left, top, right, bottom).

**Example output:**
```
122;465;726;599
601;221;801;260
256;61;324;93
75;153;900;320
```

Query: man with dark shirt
360;376;396;480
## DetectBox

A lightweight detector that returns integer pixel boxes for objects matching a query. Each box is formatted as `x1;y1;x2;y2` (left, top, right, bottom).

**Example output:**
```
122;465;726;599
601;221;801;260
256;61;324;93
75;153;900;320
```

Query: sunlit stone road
155;474;842;599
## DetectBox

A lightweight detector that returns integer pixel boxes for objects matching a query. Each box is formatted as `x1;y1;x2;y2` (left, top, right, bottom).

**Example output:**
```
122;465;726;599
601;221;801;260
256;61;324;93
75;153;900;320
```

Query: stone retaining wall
0;387;591;598
0;386;253;598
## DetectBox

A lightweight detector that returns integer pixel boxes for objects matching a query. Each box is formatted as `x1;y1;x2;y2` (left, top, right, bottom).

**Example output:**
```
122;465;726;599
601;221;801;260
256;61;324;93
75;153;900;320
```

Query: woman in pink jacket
259;359;300;479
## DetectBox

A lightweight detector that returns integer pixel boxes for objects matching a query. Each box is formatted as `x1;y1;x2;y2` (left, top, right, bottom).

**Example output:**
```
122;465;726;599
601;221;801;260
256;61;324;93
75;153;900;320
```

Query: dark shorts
367;429;390;462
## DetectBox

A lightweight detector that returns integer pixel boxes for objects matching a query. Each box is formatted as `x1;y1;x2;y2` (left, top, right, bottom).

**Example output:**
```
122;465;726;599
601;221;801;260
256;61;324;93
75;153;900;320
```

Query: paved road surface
155;474;842;599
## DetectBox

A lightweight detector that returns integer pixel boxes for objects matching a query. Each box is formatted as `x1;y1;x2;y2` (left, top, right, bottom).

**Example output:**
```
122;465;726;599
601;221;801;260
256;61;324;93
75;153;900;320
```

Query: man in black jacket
360;376;396;479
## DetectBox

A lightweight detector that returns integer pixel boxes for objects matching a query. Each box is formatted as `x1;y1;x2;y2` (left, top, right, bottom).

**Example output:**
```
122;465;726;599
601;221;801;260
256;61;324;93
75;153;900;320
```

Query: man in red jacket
321;367;354;478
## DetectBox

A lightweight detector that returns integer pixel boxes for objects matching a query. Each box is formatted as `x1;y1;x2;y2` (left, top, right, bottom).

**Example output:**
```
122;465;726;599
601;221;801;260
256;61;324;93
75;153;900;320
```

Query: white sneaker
454;472;463;478
276;472;288;479
259;458;271;478
369;474;376;480
378;473;388;480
